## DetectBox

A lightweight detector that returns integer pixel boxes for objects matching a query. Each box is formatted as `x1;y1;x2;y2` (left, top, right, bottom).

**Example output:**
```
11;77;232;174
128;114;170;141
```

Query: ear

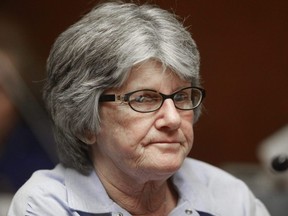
78;132;97;145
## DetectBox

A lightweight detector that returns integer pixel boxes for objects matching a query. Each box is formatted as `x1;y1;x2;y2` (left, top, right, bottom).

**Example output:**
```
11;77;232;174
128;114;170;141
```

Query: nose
155;99;181;131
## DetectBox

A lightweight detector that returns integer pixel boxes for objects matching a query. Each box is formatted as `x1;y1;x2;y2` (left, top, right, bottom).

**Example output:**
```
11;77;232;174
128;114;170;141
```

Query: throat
104;177;178;216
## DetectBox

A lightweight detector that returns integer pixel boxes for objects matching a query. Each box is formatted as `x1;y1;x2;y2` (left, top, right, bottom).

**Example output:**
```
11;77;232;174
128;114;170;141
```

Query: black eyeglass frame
99;86;206;113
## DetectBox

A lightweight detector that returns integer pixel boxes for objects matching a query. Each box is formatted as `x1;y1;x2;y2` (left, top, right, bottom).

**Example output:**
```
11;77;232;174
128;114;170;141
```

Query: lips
151;141;180;144
141;133;185;147
143;140;183;147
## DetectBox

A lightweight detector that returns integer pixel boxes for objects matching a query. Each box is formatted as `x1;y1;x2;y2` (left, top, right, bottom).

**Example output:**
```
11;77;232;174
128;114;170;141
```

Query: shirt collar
65;167;115;213
171;159;218;214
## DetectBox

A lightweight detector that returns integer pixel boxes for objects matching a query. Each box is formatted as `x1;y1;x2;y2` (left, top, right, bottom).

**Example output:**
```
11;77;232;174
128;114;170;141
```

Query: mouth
145;142;182;153
144;141;182;147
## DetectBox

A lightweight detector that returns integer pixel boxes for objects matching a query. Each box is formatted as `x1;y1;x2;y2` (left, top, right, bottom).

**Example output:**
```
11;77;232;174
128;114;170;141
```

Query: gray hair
43;0;201;174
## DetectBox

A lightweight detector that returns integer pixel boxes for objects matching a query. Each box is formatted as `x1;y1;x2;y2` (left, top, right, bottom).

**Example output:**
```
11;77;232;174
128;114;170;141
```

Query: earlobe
78;133;97;145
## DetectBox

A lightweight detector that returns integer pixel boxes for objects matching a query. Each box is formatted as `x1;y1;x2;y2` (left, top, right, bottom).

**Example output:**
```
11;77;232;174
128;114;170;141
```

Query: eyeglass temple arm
99;94;116;102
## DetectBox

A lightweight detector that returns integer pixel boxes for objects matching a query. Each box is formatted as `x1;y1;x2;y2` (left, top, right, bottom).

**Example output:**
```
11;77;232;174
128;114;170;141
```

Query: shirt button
185;209;193;215
117;213;123;216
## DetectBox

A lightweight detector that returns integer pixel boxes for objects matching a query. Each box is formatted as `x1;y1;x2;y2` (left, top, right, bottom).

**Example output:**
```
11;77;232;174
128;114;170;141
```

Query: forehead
121;61;191;91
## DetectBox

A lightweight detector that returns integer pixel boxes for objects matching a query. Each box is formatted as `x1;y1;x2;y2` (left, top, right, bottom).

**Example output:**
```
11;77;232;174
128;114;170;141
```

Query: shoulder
177;158;251;195
180;158;255;195
8;164;70;215
176;158;271;216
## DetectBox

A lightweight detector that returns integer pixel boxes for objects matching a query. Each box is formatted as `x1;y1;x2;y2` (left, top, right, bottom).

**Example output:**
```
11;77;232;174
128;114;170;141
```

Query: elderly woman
8;1;270;216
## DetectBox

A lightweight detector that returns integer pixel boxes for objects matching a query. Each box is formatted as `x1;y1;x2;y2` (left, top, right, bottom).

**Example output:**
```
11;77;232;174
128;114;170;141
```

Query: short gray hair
43;0;201;174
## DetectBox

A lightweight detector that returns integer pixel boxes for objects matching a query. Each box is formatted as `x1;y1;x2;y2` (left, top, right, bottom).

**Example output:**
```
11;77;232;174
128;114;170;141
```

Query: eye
130;91;161;104
135;94;158;103
135;95;147;103
174;92;189;102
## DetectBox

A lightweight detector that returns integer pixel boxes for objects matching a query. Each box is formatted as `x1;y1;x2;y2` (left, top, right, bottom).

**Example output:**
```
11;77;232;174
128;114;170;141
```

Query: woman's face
91;61;194;183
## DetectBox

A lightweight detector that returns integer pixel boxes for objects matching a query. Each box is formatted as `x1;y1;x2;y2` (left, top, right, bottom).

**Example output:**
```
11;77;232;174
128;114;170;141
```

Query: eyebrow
122;84;192;93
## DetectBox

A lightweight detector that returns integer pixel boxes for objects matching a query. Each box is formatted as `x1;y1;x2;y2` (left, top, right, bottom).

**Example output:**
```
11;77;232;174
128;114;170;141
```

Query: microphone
271;155;288;172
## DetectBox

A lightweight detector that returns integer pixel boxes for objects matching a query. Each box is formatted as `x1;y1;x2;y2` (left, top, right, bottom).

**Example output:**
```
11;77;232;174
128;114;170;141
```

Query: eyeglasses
99;86;205;113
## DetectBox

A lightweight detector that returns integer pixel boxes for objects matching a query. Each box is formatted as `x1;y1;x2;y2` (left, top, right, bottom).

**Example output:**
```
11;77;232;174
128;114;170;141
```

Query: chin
133;160;184;183
153;156;185;175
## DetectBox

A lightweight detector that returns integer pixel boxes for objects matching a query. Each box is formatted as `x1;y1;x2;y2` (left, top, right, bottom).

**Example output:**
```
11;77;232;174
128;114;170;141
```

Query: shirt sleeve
7;168;79;216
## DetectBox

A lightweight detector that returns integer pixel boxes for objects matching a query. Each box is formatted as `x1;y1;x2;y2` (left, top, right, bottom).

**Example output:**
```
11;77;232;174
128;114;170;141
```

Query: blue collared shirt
8;158;270;216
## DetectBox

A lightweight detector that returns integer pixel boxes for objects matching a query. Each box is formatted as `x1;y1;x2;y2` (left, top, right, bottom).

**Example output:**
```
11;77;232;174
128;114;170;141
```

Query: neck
95;168;178;216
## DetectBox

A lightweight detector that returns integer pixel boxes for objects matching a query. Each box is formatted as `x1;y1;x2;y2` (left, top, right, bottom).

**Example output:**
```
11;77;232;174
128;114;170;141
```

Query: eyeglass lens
127;87;203;112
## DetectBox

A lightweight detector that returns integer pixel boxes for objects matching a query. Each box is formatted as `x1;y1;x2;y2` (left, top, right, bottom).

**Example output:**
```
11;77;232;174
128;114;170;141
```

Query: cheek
184;122;194;141
181;113;195;142
98;106;152;151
